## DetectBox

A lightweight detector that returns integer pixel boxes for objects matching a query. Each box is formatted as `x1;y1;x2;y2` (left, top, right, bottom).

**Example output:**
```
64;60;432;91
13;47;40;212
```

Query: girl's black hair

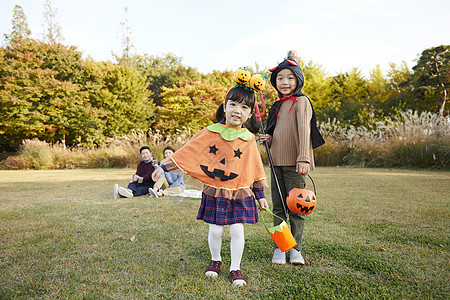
215;86;260;134
163;146;176;153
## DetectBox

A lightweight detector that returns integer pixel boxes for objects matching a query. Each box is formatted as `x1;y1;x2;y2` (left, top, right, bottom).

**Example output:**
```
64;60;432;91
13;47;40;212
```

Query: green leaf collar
207;123;252;141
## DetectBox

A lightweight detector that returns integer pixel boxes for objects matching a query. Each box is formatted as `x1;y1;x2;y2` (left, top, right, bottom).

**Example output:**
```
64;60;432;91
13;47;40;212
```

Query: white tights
208;223;245;272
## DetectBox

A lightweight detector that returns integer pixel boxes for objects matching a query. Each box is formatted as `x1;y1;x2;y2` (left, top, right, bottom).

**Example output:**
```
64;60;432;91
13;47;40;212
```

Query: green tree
410;45;449;117
384;61;412;115
3;5;31;44
324;68;369;126
155;79;226;134
367;65;389;120
135;53;202;106
0;39;102;150
101;63;154;137
300;60;332;123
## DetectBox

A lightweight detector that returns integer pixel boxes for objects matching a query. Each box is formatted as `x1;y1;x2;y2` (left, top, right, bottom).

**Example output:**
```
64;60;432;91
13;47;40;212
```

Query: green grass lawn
0;167;449;299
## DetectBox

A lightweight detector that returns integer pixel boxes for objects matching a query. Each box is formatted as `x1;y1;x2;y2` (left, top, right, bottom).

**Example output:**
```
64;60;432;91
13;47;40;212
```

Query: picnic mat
171;189;202;198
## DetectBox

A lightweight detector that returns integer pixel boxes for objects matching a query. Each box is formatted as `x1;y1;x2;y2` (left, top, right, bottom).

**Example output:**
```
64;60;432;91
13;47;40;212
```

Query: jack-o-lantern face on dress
200;144;244;181
169;124;266;190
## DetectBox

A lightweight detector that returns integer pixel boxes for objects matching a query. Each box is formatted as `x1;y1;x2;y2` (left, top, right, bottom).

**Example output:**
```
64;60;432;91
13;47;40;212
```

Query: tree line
0;4;448;152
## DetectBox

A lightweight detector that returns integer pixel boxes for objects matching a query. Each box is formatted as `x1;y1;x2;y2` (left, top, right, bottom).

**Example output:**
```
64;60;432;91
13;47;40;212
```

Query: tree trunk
438;86;447;119
434;60;446;119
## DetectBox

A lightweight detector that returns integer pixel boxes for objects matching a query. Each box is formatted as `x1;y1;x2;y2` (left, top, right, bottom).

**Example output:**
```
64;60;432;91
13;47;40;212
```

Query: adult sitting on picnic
148;146;185;197
114;146;158;198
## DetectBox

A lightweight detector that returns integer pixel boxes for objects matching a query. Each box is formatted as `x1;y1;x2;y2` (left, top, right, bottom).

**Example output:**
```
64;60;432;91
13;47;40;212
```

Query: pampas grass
1;111;448;170
315;110;449;169
1;127;194;170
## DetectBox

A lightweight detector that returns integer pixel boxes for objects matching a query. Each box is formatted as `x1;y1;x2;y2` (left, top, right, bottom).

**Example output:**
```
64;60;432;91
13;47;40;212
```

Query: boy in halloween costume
260;58;324;265
152;85;268;286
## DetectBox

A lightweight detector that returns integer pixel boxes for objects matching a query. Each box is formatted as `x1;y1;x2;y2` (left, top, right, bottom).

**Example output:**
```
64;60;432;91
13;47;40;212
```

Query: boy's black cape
265;95;325;149
266;59;325;149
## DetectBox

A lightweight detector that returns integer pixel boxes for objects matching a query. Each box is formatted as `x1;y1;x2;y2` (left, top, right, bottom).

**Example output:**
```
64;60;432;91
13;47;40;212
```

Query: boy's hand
296;162;309;176
152;167;164;182
258;198;268;210
259;134;272;146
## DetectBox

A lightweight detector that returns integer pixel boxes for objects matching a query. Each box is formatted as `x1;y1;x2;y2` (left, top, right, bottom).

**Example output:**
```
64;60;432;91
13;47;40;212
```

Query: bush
385;137;449;169
3;139;54;170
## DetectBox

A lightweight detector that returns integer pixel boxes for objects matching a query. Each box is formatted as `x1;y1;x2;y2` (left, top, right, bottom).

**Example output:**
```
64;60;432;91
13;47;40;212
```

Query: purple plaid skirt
197;193;259;225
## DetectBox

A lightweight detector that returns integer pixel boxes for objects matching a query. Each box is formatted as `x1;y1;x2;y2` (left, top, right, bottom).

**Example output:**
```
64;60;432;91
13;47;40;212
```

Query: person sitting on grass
114;146;158;198
148;146;185;197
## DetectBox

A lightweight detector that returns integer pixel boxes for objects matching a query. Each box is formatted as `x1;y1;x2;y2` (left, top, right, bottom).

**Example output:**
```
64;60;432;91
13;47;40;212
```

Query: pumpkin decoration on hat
233;69;251;85
287;188;317;215
249;74;266;92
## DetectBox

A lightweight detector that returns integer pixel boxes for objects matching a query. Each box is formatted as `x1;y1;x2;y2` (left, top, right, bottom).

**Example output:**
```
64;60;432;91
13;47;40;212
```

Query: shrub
9;139;54;170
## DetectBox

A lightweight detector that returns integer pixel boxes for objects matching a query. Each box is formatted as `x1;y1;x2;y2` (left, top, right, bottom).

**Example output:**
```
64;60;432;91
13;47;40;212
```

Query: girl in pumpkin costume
152;86;268;286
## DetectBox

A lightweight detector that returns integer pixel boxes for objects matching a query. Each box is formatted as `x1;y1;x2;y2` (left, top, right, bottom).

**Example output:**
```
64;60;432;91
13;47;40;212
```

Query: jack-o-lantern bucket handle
306;175;317;195
260;207;286;233
288;174;317;196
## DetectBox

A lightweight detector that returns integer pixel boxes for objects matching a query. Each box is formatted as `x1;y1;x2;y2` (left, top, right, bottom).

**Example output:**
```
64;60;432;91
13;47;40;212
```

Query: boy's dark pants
127;182;154;197
271;166;306;252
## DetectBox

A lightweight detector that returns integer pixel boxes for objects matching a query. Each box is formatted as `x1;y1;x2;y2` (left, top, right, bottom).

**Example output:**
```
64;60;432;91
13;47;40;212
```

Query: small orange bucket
261;208;297;252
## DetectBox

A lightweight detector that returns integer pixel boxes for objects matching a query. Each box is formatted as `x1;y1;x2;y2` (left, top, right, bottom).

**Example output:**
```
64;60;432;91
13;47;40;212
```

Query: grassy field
0;167;448;299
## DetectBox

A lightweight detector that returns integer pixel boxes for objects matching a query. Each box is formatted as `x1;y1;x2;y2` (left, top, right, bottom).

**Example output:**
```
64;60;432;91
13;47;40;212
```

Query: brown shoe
230;270;246;286
205;260;221;278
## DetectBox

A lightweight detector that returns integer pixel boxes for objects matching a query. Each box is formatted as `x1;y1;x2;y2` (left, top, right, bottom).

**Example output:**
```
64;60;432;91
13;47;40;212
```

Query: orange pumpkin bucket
260;208;297;252
287;175;318;215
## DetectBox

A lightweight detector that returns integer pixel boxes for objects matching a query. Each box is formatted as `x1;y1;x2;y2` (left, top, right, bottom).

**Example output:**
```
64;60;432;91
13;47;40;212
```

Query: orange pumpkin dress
162;122;267;225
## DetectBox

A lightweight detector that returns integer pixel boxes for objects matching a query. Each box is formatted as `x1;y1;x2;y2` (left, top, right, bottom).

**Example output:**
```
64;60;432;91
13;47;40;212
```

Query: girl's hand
296;162;309;176
152;167;164;182
128;176;135;183
258;134;272;146
258;198;269;210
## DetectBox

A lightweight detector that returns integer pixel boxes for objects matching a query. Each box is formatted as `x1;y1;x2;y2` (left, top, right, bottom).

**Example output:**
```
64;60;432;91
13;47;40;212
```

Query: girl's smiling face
224;99;252;129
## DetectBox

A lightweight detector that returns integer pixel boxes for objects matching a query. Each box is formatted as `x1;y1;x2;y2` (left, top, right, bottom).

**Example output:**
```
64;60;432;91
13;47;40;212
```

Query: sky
1;0;449;77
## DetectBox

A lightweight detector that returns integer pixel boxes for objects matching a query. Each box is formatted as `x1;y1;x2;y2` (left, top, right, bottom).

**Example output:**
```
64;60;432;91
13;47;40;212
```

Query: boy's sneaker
229;270;246;286
118;187;133;198
289;248;305;265
113;184;119;199
205;260;221;278
272;248;286;264
148;188;159;198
